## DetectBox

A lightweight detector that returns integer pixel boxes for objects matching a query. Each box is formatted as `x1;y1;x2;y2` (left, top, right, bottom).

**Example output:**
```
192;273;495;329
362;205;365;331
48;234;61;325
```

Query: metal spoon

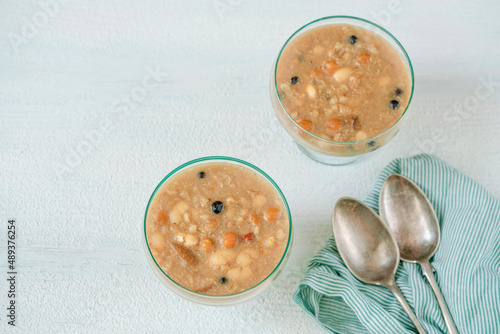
379;174;458;334
333;197;426;334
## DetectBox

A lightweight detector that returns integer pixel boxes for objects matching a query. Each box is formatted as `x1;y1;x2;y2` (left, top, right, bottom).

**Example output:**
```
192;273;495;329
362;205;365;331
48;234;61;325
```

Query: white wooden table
1;1;499;332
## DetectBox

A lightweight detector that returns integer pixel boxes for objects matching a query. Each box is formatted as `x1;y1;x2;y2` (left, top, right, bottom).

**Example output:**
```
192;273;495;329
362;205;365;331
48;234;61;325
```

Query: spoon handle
386;281;427;334
420;260;459;334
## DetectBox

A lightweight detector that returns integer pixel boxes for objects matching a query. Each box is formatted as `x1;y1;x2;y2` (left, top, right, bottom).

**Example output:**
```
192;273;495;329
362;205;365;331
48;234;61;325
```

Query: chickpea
200;237;214;253
222;232;237;249
200;218;218;234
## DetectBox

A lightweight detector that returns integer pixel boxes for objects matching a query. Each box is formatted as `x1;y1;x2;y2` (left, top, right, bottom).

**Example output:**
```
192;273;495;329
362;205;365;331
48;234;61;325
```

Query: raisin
211;201;224;214
390;100;400;110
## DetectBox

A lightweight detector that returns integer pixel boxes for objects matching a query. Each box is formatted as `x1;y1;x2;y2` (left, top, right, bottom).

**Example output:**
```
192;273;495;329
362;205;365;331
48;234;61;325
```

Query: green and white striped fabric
293;154;500;334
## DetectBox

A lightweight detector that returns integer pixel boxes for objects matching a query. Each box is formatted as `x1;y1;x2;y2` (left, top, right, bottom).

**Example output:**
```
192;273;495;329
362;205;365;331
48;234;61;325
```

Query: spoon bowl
379;174;458;334
379;174;440;263
333;197;426;333
333;197;399;285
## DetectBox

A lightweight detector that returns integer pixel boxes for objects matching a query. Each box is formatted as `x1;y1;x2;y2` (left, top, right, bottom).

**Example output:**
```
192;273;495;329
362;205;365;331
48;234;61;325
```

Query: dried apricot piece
311;68;322;78
298;120;313;132
264;207;281;222
327;118;343;131
323;60;338;74
157;211;168;224
357;53;371;65
249;214;260;225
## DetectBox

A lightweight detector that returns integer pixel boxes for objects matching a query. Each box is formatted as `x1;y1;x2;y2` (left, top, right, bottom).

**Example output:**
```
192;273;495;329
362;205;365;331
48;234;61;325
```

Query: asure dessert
275;23;411;144
145;162;290;295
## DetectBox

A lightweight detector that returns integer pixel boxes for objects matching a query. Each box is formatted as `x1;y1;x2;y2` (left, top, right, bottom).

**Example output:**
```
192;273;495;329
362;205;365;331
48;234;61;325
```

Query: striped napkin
293;154;500;334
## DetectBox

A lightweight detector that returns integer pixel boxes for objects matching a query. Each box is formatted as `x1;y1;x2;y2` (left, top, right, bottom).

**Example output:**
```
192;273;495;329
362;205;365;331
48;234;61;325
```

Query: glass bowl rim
143;156;293;299
273;15;415;145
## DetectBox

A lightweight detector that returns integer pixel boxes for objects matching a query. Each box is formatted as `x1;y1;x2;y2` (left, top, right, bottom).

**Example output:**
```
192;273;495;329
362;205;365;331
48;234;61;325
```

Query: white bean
226;196;236;204
150;233;165;250
208;249;234;266
265;236;276;247
333;67;353;83
227;267;241;280
240;267;252;280
253;195;267;208
276;228;285;240
313;45;324;54
356;131;368;141
170;200;189;223
379;76;390;86
306;85;316;98
237;252;252;266
184;234;199;247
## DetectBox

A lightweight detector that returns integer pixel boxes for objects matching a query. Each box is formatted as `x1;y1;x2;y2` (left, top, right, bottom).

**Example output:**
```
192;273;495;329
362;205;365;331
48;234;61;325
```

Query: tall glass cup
270;16;414;165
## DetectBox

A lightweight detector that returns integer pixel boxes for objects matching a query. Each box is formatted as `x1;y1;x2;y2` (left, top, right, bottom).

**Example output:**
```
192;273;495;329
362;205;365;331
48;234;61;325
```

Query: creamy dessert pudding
144;158;291;299
271;16;414;165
